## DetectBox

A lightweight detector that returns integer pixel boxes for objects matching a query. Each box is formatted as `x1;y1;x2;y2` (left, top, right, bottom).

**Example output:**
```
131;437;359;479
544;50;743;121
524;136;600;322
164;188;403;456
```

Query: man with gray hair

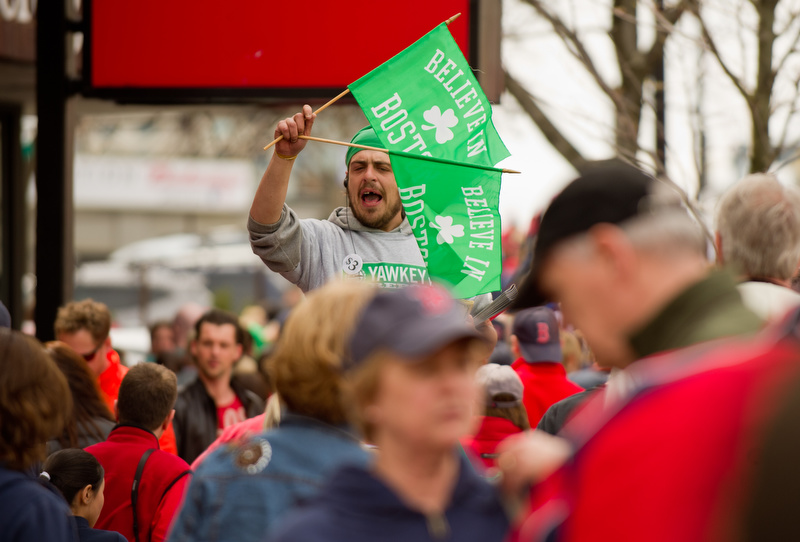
715;173;800;321
496;162;769;540
514;161;760;371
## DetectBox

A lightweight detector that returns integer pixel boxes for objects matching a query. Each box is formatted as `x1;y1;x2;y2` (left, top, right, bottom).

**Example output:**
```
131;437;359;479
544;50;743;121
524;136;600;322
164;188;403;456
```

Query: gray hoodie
248;204;430;292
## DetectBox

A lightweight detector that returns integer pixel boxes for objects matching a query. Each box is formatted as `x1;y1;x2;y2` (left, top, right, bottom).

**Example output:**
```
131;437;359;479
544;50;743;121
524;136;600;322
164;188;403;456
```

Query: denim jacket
167;413;370;542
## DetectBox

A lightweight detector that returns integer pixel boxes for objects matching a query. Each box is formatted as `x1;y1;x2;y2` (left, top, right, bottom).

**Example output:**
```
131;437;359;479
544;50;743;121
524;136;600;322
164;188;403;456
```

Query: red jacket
98;350;127;415
462;416;523;469
512;328;800;542
98;350;178;456
87;425;191;542
512;359;583;427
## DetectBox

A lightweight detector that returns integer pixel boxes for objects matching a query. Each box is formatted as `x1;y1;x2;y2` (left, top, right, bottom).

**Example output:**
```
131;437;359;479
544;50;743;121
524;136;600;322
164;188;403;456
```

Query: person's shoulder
177;374;202;394
0;470;75;540
151;448;192;472
240;387;266;410
1;470;61;507
176;376;205;406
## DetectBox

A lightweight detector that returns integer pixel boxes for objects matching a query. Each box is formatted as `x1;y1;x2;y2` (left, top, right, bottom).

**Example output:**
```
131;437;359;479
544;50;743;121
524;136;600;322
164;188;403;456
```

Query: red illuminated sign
87;0;474;99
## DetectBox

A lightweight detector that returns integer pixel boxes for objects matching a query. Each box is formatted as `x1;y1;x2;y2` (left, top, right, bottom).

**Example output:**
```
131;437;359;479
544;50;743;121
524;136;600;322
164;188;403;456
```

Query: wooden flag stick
299;135;385;153
298;135;521;174
263;13;463;152
262;88;352;151
445;13;461;25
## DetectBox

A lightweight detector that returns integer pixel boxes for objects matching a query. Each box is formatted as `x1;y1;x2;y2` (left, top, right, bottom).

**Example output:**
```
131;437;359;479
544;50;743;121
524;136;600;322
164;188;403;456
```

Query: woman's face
86;479;105;528
368;340;481;451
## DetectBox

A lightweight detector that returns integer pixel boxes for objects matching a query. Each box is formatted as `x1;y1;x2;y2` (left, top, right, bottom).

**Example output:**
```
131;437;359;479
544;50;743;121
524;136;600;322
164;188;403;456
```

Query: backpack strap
159;470;192;504
131;449;155;542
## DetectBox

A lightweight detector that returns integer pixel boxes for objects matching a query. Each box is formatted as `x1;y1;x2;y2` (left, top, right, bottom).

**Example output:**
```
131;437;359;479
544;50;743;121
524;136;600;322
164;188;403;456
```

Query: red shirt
98;350;178;455
511;333;800;542
216;395;246;433
461;416;523;469
512;359;583;426
87;425;191;542
98;349;128;415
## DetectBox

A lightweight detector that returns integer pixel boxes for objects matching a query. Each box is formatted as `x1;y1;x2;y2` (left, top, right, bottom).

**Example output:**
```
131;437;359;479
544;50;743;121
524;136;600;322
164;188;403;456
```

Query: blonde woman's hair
267;280;377;426
560;330;582;373
484;393;530;431
263;393;282;430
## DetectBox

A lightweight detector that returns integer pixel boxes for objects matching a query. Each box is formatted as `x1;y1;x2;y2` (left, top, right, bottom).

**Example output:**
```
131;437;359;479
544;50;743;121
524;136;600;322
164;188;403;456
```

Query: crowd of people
3;107;800;542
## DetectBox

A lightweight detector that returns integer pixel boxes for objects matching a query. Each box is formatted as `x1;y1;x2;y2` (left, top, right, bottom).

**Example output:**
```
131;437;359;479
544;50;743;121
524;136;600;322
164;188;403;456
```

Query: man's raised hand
274;104;316;160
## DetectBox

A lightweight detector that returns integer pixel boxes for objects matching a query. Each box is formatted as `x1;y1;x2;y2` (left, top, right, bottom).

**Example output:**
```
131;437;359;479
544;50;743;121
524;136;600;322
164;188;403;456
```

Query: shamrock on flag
390;151;503;299
349;23;510;169
423;106;459;144
431;215;465;244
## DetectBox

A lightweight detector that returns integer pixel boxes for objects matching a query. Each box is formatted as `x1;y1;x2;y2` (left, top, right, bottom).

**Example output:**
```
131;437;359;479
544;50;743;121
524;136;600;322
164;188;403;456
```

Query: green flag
349;23;510;168
390;151;503;298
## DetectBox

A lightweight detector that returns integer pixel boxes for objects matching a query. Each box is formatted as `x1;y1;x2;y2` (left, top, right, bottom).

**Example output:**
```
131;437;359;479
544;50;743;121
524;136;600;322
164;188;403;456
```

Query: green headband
346;126;386;166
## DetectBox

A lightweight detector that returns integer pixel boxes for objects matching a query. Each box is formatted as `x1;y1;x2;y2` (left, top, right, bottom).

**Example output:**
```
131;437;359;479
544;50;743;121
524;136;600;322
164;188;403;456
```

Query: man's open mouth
360;190;383;207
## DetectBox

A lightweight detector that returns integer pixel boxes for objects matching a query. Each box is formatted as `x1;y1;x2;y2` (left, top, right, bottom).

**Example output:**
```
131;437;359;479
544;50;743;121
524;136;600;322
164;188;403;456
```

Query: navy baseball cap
512;306;562;363
346;285;485;370
513;162;662;309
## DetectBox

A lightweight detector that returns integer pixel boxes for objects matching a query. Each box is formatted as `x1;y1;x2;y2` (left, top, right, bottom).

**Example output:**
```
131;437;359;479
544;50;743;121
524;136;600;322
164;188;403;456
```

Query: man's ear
714;231;724;265
162;409;175;433
588;223;637;281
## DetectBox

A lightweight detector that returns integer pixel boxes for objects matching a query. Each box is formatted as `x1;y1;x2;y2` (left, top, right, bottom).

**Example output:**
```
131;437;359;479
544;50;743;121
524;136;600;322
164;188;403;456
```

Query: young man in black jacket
173;309;264;464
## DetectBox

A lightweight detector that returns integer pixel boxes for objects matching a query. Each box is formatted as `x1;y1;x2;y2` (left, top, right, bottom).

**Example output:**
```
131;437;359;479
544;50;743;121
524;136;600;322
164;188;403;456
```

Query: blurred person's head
511;306;562;363
149;320;175;357
240;305;268;357
514;162;708;368
172;302;207;351
0;329;71;471
492;319;508;343
54;299;112;377
116;363;177;435
191;309;244;385
42;449;105;527
477;363;529;431
156;350;193;374
240;305;267;328
268;280;377;426
345;285;489;449
560;330;582;373
716;173;800;285
45;341;115;448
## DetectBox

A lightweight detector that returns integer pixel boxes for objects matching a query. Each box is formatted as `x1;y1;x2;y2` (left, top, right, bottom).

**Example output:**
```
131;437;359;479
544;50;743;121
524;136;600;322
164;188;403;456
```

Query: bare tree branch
504;70;589;171
518;0;621;104
772;69;800;158
612;0;644;74
689;1;753;103
773;21;800;77
645;1;690;69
